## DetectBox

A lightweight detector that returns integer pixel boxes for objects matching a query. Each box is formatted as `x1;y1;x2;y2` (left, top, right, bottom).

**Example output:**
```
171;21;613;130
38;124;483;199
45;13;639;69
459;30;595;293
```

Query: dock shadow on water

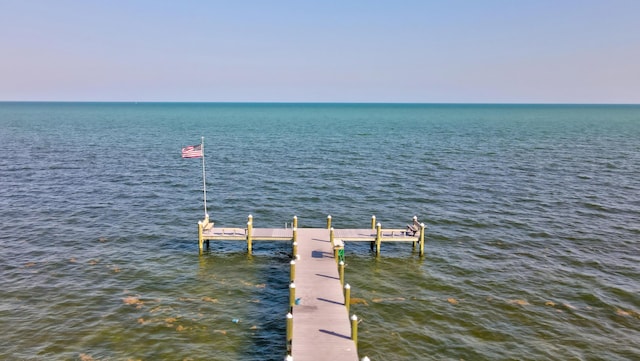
198;242;290;361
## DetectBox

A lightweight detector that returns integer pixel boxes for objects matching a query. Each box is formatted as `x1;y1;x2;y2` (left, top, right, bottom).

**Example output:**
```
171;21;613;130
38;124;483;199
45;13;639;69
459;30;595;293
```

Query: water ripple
1;103;639;360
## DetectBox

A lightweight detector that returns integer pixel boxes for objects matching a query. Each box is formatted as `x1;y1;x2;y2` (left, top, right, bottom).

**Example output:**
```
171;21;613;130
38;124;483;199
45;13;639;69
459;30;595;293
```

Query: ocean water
0;102;639;361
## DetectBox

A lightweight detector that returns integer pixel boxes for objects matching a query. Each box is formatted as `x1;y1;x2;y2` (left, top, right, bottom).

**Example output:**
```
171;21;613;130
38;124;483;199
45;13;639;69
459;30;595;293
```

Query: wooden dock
290;228;358;361
196;215;426;359
198;215;426;256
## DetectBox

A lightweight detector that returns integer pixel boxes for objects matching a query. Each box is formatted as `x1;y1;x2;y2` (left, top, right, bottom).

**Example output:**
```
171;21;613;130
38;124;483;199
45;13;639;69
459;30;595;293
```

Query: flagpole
201;136;208;218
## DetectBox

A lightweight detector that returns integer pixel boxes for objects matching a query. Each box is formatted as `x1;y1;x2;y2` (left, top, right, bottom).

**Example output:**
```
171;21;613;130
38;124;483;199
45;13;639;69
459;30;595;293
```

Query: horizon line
1;100;639;106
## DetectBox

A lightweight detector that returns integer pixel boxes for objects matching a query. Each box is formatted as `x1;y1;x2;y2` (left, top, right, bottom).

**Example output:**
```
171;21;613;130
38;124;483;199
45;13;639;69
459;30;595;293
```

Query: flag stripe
181;144;203;158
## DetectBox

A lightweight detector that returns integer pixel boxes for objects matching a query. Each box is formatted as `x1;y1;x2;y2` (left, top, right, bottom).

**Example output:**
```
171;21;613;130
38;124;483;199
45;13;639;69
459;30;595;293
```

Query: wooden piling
247;220;253;254
375;223;382;255
286;312;293;352
330;227;335;246
344;283;351;314
289;282;296;310
419;223;426;257
351;315;358;348
197;221;204;254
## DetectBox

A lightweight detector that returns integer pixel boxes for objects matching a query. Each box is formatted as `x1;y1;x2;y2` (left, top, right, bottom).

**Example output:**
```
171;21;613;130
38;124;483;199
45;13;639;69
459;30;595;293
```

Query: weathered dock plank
334;228;419;242
291;228;359;361
203;227;294;241
253;228;294;241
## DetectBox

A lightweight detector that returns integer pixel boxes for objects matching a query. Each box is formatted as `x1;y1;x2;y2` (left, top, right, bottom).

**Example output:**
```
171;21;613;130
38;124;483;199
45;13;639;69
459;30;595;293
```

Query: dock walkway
196;215;427;359
290;228;358;361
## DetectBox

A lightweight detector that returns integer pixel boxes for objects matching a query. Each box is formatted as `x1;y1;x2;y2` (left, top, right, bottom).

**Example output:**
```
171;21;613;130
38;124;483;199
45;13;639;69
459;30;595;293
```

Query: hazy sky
1;1;639;103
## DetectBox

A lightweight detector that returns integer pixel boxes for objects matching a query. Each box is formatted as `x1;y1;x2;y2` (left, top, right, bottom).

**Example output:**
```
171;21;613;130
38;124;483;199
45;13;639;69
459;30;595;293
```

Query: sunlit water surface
0;103;638;360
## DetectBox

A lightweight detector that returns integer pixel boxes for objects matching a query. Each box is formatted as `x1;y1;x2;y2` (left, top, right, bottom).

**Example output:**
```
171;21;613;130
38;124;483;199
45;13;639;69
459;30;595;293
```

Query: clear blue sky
1;0;639;103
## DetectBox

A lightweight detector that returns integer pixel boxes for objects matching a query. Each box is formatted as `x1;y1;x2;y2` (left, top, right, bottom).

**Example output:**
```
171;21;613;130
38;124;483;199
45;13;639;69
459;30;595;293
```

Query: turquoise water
0;103;639;360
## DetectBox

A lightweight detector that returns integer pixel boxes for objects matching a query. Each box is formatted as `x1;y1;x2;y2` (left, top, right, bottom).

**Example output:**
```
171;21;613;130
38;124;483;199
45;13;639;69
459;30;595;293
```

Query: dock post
339;261;345;287
293;215;297;229
286;312;293;353
197;221;204;254
247;218;253;255
412;215;419;251
292;241;298;259
327;215;332;229
344;283;351;313
369;216;376;251
330;227;335;246
293;227;298;244
375;223;382;255
331;227;338;263
351;314;358;349
289;282;296;311
419;223;426;257
290;260;296;283
204;214;210;250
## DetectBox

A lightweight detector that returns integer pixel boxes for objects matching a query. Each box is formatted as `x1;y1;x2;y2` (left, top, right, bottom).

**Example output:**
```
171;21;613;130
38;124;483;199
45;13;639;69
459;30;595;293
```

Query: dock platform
196;215;426;359
290;228;358;361
198;215;426;256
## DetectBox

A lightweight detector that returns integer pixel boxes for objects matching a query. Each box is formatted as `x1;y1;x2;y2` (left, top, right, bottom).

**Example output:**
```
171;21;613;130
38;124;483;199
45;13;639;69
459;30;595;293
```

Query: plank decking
290;228;359;361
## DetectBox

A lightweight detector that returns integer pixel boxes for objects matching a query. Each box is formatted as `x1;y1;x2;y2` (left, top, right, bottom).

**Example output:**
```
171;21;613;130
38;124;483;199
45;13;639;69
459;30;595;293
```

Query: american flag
181;144;203;158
